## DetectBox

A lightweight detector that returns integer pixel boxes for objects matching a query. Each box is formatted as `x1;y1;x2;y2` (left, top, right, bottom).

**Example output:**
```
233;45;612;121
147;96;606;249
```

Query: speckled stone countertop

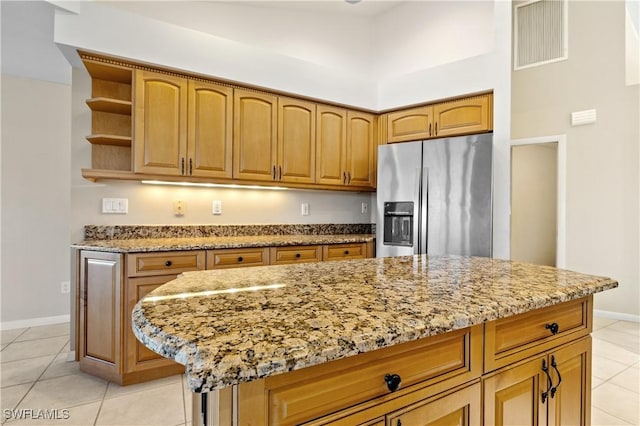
72;234;375;253
72;223;374;253
132;255;617;393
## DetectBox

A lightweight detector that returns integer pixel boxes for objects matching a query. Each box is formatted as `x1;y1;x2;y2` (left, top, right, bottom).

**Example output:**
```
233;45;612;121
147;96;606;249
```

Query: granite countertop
131;255;618;393
72;234;375;253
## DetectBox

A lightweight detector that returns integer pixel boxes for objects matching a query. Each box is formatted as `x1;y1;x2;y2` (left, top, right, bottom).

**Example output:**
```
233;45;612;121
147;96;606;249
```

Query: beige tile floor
0;317;638;425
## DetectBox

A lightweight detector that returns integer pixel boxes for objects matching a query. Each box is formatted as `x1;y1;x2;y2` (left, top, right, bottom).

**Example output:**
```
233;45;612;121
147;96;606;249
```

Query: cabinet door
134;70;187;175
316;105;347;186
233;89;278;181
388;382;481;426
79;251;122;369
278;97;316;183
346;110;376;188
547;338;591;426
483;355;549;426
387;106;433;143
432;95;491;138
187;80;233;178
125;275;185;374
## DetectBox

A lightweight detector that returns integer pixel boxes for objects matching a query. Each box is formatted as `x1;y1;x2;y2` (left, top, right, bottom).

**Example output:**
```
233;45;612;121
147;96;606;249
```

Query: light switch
102;198;128;214
212;200;222;215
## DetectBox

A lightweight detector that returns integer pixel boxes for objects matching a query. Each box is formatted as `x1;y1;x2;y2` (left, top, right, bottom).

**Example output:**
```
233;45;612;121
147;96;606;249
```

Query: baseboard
594;309;640;323
0;314;70;331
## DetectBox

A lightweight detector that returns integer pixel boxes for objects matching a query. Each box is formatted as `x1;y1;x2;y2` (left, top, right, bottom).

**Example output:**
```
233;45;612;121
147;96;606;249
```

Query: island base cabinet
483;336;591;426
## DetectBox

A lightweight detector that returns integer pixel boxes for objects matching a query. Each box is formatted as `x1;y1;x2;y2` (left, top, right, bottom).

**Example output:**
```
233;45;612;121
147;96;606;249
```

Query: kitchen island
132;255;617;426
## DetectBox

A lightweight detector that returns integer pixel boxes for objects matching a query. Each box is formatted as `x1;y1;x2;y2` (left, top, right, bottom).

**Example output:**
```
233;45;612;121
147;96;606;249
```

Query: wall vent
514;0;568;70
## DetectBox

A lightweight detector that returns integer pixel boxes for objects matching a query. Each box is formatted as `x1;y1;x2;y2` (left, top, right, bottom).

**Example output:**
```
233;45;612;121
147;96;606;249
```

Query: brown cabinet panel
80;251;122;366
433;95;490;138
134;70;188;175
233;89;278;181
485;297;591;372
125;275;185;374
278;97;316;183
346;111;376;188
387;381;481;426
483;355;548;426
547;338;591;426
322;243;367;261
207;248;270;269
316;105;347;186
270;246;321;265
187;80;233;178
127;251;205;277
387;106;433;143
268;327;479;426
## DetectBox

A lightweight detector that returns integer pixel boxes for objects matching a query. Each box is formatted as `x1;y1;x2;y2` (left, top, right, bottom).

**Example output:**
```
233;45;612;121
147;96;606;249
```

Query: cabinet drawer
323;243;367;261
267;326;481;425
270;246;321;265
484;296;592;372
207;248;269;269
126;251;205;277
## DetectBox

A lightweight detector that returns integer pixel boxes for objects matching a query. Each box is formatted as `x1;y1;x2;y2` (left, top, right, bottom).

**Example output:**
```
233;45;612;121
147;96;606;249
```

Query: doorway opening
510;135;566;267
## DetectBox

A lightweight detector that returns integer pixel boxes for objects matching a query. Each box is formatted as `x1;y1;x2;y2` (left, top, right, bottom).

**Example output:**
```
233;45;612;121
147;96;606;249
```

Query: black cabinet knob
384;374;401;392
237;256;244;262
165;260;172;267
344;250;349;255
545;322;560;335
295;253;301;258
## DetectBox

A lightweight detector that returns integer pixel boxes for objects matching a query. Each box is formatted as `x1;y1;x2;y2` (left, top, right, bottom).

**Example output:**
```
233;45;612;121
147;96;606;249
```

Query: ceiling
235;1;403;17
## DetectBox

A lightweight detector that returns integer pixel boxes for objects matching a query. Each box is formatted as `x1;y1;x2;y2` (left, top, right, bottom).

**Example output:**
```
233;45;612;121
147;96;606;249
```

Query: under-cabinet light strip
141;180;288;190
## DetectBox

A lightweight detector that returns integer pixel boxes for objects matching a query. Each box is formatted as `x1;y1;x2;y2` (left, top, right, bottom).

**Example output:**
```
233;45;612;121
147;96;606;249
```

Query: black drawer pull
384;374;401;392
165;260;172;267
545;322;559;335
237;256;244;262
344;250;350;255
295;253;301;258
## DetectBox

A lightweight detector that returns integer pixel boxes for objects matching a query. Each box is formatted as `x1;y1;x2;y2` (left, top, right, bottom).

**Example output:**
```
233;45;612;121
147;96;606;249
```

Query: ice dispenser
383;202;414;247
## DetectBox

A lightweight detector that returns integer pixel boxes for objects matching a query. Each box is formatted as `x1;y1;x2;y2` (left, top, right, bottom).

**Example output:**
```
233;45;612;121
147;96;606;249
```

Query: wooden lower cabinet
193;297;593;426
483;337;591;426
78;242;374;385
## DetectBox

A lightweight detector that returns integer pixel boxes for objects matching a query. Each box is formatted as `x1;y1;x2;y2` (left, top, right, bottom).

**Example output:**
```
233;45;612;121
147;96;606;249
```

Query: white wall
512;1;639;318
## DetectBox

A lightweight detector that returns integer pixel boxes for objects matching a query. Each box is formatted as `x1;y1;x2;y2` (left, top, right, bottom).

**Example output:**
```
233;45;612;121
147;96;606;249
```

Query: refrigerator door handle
420;167;429;255
413;167;422;255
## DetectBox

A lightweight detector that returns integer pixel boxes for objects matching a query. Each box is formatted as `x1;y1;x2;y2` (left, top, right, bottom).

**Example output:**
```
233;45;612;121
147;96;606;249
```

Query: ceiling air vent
514;0;568;70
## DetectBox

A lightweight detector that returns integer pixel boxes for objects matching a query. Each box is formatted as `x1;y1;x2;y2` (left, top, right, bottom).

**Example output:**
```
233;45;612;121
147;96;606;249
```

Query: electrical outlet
61;281;70;294
174;201;185;216
361;202;368;214
301;203;310;216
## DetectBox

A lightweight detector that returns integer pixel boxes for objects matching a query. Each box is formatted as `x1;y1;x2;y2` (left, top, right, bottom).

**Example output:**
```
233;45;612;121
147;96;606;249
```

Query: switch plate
102;198;128;214
212;200;222;215
301;203;310;216
174;201;185;216
361;202;368;214
61;281;70;294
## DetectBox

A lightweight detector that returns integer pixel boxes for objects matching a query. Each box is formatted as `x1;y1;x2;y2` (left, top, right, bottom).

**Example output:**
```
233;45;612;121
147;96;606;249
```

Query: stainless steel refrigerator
376;134;493;258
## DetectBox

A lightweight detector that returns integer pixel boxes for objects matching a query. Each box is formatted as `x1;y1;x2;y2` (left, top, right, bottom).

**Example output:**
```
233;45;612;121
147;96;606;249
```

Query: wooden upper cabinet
316;105;347;186
233;89;278;181
387;105;434;143
433;94;491;138
346;111;376;188
278;97;316;184
134;70;187;175
187;80;233;178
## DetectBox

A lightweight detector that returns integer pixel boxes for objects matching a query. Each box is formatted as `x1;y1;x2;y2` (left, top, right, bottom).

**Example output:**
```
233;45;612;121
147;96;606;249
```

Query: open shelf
84;60;132;84
86;134;132;147
86;98;132;115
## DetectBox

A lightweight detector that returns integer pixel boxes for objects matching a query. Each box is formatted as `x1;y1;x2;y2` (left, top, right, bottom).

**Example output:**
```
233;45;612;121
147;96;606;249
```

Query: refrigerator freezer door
376;141;422;257
422;134;492;257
